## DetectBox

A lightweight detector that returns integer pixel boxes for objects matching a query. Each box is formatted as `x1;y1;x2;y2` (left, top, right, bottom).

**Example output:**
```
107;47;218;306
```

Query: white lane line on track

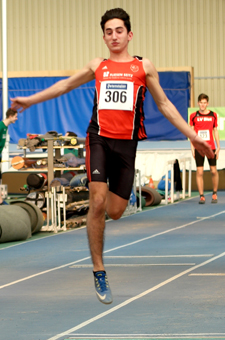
69;264;196;268
1;210;224;290
0;226;86;251
0;226;87;251
46;251;225;340
101;210;225;255
0;256;91;289
67;333;225;338
189;273;225;276
0;192;214;252
104;255;214;258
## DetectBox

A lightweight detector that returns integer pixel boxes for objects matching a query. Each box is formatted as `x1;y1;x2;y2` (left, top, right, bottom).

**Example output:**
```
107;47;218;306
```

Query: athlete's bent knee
107;204;127;220
107;210;124;220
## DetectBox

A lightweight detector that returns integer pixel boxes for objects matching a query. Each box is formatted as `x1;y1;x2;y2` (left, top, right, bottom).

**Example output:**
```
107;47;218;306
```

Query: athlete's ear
128;31;133;41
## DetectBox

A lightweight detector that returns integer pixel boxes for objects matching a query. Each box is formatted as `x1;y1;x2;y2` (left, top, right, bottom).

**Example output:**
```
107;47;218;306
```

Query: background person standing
0;108;18;184
190;93;220;204
0;108;18;204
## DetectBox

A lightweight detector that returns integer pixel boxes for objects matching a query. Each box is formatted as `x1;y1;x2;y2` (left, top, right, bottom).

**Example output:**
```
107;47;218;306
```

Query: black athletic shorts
195;149;216;167
85;133;137;200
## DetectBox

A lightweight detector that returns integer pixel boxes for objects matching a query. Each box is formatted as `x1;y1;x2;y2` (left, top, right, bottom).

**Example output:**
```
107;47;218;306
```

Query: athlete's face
103;19;133;53
198;99;209;113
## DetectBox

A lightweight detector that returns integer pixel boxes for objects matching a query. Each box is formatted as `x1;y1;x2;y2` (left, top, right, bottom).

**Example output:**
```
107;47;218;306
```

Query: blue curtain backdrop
0;71;190;143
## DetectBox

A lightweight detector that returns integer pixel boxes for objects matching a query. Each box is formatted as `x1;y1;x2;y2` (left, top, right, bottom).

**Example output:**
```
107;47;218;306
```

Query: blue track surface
0;192;225;340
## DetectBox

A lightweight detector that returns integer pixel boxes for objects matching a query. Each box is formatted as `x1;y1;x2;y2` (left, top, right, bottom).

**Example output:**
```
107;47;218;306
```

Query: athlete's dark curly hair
100;8;131;33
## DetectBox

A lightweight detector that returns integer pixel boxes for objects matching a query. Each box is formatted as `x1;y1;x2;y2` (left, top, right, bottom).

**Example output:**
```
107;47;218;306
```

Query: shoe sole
211;200;217;203
199;201;205;204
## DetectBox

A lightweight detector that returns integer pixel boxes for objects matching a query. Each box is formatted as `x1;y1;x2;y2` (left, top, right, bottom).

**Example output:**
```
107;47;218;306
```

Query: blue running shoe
94;271;113;304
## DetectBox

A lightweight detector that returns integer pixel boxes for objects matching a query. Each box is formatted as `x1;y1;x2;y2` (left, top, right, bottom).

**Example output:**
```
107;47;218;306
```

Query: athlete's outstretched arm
10;58;102;112
143;58;214;159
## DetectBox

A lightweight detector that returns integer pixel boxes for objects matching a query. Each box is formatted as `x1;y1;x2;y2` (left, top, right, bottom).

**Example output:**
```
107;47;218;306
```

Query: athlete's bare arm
190;126;196;158
10;58;103;112
142;58;214;159
213;127;220;159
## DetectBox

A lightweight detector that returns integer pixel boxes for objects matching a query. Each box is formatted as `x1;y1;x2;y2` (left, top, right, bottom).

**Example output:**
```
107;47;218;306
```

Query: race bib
98;81;134;111
198;129;210;141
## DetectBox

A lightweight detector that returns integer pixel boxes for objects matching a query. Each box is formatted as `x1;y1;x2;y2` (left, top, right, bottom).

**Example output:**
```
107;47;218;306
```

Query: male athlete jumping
11;8;213;304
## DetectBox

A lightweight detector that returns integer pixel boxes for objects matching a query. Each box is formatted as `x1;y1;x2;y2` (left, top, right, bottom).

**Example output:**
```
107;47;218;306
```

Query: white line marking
102;210;225;255
46;251;225;340
0;226;86;251
68;334;225;340
1;210;224;290
0;192;217;252
69;333;225;339
0;256;91;289
67;334;225;339
189;273;225;276
70;264;196;268
104;255;214;258
67;335;225;339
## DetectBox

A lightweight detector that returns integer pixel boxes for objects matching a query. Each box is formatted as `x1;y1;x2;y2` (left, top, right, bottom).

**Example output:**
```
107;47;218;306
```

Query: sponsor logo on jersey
102;66;108;69
106;83;127;90
103;72;133;78
197;117;212;122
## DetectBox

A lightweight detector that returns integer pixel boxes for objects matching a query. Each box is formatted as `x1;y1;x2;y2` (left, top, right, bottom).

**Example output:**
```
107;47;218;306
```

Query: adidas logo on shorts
92;169;100;174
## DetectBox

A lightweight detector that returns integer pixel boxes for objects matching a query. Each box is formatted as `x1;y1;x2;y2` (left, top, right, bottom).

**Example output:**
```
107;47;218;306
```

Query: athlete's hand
10;97;31;113
215;148;220;160
190;135;214;159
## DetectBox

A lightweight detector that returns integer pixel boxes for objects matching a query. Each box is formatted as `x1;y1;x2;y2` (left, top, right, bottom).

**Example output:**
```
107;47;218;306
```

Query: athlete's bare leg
196;166;204;196
87;182;108;272
210;165;219;193
87;182;128;272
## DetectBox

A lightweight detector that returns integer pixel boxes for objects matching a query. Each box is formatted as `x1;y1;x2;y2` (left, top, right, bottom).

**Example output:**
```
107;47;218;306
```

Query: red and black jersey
87;56;147;140
190;110;218;149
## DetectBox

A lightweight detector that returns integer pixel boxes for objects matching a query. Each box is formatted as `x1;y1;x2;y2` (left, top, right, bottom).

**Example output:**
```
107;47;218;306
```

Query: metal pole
188;158;192;198
165;166;168;204
1;0;9;173
171;163;174;203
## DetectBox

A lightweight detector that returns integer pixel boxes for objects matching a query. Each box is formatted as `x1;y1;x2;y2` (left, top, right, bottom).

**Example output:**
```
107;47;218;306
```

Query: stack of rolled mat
0;201;44;243
136;186;162;207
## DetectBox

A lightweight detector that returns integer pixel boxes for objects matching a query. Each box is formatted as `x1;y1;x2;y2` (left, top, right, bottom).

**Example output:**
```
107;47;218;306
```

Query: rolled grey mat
10;201;44;234
0;205;32;243
136;186;162;206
